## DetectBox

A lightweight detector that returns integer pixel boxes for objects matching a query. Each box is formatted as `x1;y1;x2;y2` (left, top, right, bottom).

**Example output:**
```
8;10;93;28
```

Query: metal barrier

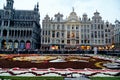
0;49;120;56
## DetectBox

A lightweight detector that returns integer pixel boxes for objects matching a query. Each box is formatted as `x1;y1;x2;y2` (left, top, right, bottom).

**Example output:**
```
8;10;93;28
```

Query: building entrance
1;40;7;49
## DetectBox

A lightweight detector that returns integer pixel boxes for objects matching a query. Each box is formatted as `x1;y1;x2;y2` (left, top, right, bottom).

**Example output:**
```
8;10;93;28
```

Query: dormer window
57;25;60;29
107;24;109;27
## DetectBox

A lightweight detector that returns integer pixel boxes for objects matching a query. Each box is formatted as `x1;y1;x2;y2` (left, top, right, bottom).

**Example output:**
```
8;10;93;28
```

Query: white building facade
41;9;113;50
114;20;120;49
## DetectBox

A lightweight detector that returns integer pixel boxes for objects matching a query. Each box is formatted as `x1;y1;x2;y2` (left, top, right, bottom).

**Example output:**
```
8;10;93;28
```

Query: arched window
21;30;23;37
3;29;7;36
27;30;29;37
14;40;19;49
9;30;11;36
52;31;55;37
4;21;8;26
30;30;32;36
15;30;17;36
12;30;14;37
56;32;60;38
26;40;31;49
18;30;20;37
1;40;7;49
20;40;25;49
42;37;44;43
24;30;26;37
8;40;13;49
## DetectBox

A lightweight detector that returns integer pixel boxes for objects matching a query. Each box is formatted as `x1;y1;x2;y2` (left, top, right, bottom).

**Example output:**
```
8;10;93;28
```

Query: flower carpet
0;54;120;77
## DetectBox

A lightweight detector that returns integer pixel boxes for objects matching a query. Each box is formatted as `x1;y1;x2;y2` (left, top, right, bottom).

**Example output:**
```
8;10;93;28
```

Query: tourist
93;47;97;54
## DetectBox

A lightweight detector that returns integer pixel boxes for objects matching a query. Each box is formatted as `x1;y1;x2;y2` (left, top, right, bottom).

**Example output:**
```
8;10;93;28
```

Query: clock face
4;10;11;19
5;11;10;16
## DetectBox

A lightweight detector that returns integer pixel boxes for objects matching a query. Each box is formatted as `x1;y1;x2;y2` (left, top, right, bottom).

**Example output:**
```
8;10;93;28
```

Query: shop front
80;45;91;50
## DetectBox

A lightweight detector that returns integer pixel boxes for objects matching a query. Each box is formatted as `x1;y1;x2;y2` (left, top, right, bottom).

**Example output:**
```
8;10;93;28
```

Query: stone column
7;30;9;38
1;20;4;26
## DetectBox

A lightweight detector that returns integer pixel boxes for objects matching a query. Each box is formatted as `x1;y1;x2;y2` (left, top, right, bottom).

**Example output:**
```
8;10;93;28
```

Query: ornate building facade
41;9;113;50
0;0;41;50
114;20;120;49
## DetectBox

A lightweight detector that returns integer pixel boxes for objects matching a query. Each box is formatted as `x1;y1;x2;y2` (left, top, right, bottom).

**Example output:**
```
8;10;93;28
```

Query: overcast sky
0;0;120;24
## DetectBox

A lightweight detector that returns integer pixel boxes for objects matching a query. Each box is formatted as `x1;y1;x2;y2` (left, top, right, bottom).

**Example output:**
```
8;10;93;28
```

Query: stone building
41;9;113;50
114;20;120;50
0;0;41;50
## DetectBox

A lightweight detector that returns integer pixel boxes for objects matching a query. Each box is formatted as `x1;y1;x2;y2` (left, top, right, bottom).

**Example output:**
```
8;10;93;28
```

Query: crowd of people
0;48;120;57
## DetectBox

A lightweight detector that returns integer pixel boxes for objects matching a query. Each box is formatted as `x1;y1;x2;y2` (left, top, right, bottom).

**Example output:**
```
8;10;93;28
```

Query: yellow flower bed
95;62;106;69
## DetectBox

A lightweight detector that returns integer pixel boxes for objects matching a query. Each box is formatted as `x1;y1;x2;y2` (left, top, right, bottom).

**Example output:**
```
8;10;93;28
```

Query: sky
0;0;120;24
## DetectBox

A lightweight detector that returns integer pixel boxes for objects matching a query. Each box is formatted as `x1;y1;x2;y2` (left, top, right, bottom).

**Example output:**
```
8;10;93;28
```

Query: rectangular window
48;38;50;43
76;40;79;44
0;21;2;26
81;34;84;38
95;31;97;38
91;24;93;29
76;32;79;38
87;29;89;33
67;25;70;30
45;37;47;43
42;38;44;43
98;24;100;29
62;25;64;30
46;31;47;35
52;31;55;37
4;21;8;26
91;32;94;38
48;31;50;35
67;31;70;38
81;40;84;43
57;25;60;29
61;32;64;37
42;31;44;35
53;24;55;30
101;24;103;29
98;31;100;38
67;40;70;44
98;40;100;44
94;24;96;29
81;29;83;32
105;29;107;32
87;25;89;28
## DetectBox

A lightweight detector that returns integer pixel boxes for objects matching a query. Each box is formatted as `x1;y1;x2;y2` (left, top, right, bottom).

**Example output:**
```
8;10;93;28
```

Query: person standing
93;47;97;54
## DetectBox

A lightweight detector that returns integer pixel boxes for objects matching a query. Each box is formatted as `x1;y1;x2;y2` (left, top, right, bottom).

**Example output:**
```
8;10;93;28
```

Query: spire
34;2;39;12
37;2;39;8
94;9;99;14
36;2;39;11
5;0;14;9
72;7;74;12
34;5;36;11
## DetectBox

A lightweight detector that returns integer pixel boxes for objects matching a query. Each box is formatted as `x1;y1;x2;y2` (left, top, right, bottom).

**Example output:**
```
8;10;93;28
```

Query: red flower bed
0;54;111;69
